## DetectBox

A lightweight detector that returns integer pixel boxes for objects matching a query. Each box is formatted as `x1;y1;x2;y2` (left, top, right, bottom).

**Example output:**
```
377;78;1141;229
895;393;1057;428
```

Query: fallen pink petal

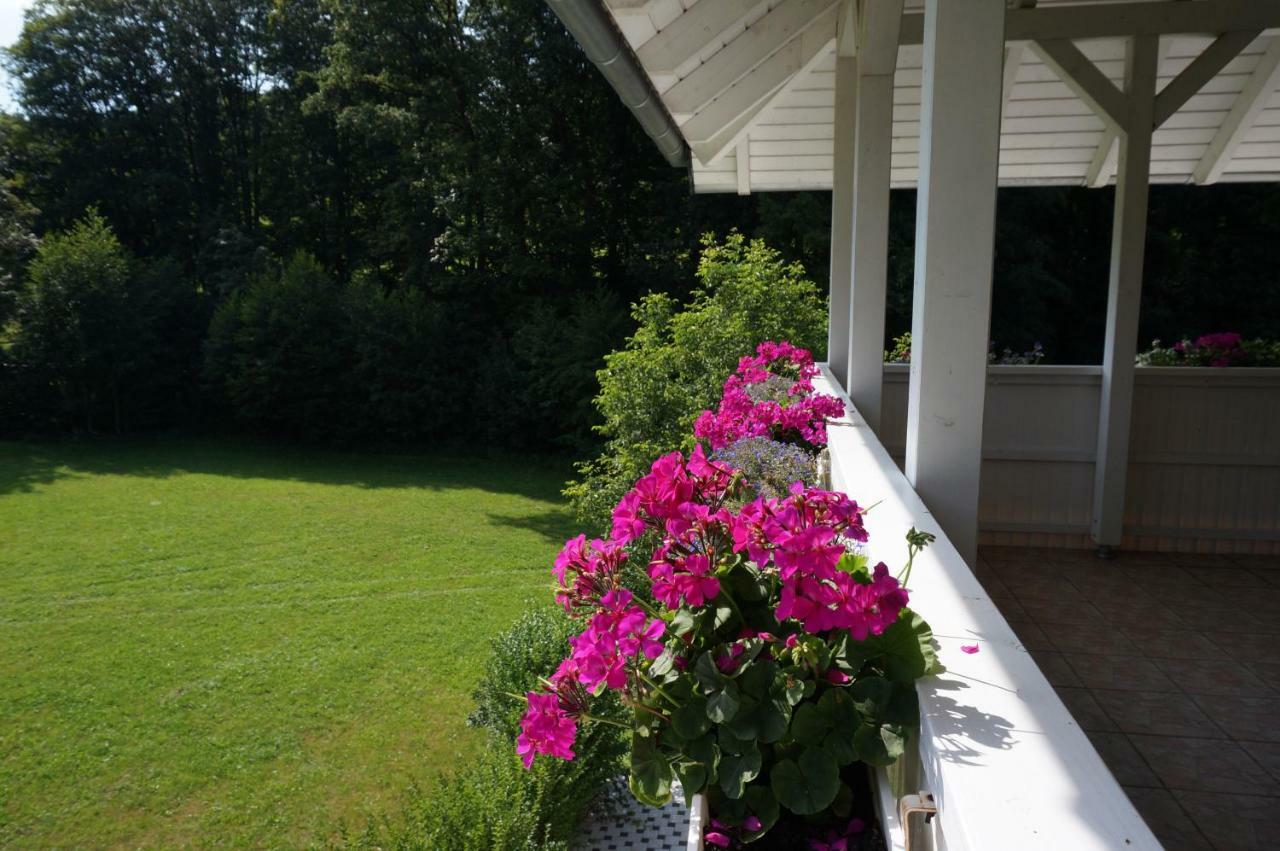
961;643;980;654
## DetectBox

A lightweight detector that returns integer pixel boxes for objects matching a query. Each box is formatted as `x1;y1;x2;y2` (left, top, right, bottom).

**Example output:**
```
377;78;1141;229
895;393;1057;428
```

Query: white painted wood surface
903;0;1004;569
844;0;900;435
1093;35;1159;549
816;365;1161;851
878;364;1280;554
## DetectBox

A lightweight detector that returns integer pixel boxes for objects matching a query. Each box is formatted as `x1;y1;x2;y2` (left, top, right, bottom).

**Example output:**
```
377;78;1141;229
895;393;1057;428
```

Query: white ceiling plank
1154;30;1260;128
1032;38;1131;132
1005;1;1280;43
683;8;838;151
637;0;763;74
663;0;838;116
736;141;751;193
1195;36;1280;183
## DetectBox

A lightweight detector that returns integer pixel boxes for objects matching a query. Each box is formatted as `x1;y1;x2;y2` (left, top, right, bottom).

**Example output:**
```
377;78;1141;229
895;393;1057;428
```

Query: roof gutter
545;0;690;167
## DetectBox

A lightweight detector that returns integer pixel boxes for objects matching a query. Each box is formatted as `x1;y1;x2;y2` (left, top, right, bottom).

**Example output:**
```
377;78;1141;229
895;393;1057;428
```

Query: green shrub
564;233;827;530
3;211;195;433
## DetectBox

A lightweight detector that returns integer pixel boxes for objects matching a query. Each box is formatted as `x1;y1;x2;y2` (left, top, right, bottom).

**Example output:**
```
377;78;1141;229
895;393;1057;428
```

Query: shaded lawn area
0;438;576;848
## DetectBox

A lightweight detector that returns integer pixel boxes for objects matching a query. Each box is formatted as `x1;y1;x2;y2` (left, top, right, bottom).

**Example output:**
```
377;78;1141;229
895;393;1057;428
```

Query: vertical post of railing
904;0;1005;568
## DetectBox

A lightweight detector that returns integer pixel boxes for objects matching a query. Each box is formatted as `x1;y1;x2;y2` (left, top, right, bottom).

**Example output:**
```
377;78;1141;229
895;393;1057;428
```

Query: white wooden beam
735;141;751;195
828;49;857;387
663;0;837;116
1001;43;1026;116
1086;131;1119;187
904;0;1006;568
1005;1;1280;43
1153;29;1259;127
871;2;1280;50
1194;36;1280;185
1085;34;1174;189
854;0;903;75
845;0;902;434
1092;34;1159;550
637;0;762;74
1032;38;1131;133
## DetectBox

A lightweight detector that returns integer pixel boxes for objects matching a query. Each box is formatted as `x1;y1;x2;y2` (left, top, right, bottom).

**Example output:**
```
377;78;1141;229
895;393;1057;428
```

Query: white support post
904;0;1006;568
827;48;857;386
844;0;902;433
1092;35;1158;550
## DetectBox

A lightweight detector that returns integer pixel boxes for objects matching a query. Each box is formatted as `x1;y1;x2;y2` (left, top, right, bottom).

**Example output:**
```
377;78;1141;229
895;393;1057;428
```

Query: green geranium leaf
649;649;675;678
673;696;713;739
788;700;830;747
630;731;673;806
736;658;777;698
878;610;941;682
686;734;720;781
713;601;736;630
817;688;860;765
718;740;762;800
853;721;908;767
695;652;724;693
707;681;741;723
771;747;840;815
673;761;707;804
744;786;780;837
837;552;870;579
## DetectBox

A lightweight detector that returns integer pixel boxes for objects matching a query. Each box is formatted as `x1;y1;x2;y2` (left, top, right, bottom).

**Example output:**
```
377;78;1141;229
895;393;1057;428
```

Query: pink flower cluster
694;341;844;449
521;560;667;766
1173;331;1246;367
733;483;907;639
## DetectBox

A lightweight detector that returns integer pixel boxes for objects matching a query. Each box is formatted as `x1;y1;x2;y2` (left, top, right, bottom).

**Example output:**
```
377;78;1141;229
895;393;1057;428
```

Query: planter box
878;364;1280;553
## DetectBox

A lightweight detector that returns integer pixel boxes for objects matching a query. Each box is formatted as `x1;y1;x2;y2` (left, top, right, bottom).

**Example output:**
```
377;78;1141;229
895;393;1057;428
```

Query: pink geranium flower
517;691;577;768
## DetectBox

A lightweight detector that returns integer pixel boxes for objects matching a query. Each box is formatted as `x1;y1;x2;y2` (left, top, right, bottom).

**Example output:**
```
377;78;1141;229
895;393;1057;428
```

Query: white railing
877;363;1280;552
815;365;1160;851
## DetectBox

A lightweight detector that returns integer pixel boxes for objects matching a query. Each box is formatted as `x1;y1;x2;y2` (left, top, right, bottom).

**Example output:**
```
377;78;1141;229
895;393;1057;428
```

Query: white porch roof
600;0;1280;193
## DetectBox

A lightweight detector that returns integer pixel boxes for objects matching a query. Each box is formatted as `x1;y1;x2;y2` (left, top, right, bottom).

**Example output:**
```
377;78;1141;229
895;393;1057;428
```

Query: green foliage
3;211;196;432
565;234;827;529
204;253;467;443
468;606;580;740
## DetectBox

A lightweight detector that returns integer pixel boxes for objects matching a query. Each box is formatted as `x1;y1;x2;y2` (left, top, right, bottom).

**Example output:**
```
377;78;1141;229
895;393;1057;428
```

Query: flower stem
637;672;680;707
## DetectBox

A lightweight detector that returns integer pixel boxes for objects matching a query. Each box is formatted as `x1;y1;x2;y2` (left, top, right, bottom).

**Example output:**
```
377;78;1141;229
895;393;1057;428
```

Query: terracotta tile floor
977;546;1280;851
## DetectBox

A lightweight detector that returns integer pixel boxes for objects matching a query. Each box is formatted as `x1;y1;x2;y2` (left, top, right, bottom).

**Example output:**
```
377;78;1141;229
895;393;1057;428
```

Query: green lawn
0;438;576;848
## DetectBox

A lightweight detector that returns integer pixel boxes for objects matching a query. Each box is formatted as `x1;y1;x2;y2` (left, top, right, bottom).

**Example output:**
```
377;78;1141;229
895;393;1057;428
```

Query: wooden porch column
904;0;1005;567
845;0;902;434
1092;36;1158;550
827;40;857;387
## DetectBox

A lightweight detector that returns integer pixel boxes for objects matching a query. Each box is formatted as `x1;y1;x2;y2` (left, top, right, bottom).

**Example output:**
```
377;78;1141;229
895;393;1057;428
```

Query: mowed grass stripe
0;439;575;848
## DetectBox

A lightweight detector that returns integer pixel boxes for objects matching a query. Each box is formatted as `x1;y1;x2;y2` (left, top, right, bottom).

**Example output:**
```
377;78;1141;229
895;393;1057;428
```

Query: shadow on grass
485;505;579;545
0;435;576;502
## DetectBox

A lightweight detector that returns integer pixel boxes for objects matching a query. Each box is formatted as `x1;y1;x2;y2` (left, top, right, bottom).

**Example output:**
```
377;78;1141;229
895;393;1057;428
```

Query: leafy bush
205;254;474;443
337;607;626;851
564;234;827;530
2;211;196;433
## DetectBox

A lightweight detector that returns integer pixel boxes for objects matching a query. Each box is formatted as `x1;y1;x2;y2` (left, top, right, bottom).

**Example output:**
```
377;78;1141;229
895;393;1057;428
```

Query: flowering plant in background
884;332;1047;365
1137;332;1280;367
519;342;940;847
694;341;845;450
711;437;816;501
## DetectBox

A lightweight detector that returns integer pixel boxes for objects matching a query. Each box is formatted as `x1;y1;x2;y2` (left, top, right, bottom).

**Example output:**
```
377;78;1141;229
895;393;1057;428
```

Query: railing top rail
814;364;1160;851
